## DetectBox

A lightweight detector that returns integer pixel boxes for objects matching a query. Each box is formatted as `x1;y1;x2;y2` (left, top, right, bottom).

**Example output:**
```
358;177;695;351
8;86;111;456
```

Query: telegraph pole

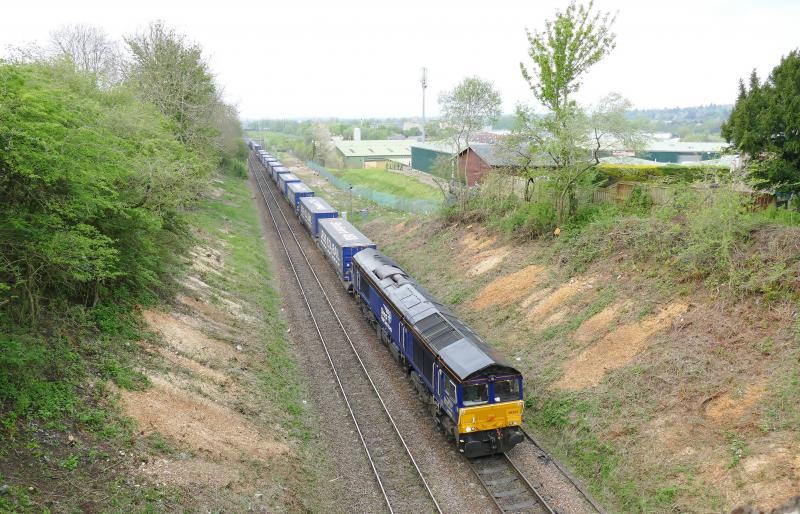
420;67;427;142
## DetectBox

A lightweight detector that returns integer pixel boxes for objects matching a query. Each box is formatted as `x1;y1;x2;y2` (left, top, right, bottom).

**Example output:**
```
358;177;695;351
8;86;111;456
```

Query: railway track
249;156;442;514
469;453;554;514
520;429;606;514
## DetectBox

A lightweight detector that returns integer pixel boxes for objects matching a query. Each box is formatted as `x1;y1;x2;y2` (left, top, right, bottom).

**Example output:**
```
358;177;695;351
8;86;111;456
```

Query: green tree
125;22;219;151
0;63;202;323
722;51;800;192
516;1;640;223
438;76;502;191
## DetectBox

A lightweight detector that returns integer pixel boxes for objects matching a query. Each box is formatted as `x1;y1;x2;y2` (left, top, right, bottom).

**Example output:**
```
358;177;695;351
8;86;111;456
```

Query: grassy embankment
0;167;329;512
356;185;800;513
324;168;440;201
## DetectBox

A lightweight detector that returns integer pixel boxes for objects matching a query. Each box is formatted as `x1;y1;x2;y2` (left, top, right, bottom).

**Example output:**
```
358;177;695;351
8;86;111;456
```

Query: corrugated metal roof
334;140;414;157
353;248;519;381
411;140;461;154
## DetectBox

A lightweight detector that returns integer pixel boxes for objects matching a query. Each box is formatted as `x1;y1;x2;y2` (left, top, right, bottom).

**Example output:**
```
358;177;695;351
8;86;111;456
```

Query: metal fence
305;161;441;215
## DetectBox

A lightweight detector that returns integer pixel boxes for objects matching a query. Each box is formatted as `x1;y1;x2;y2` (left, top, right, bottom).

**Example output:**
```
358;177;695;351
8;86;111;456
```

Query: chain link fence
305;161;441;215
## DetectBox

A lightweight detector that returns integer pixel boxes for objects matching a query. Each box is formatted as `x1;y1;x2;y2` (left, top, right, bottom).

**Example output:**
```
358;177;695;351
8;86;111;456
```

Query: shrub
498;199;557;237
0;63;206;323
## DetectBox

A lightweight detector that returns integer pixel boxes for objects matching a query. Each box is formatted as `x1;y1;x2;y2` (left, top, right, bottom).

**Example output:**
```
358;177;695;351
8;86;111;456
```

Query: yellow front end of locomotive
457;400;524;434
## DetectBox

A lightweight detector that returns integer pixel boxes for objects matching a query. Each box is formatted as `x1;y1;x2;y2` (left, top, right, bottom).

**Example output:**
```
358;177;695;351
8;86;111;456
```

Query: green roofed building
639;141;728;163
334;140;414;168
410;141;460;177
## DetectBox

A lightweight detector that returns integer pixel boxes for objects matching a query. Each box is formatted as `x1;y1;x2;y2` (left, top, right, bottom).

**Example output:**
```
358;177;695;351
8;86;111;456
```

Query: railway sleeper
503;500;537;512
493;488;526;499
484;475;518;487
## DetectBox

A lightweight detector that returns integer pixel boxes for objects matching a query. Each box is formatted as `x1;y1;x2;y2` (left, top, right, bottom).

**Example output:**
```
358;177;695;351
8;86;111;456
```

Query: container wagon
318;218;377;291
286;181;315;213
271;165;290;183
278;173;302;198
299;197;338;238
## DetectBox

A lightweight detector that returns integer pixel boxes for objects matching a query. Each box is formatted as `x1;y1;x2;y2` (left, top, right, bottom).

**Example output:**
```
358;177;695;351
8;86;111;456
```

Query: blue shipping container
278;173;301;198
318;218;376;288
271;165;290;183
265;158;280;173
299;197;338;237
286;181;314;211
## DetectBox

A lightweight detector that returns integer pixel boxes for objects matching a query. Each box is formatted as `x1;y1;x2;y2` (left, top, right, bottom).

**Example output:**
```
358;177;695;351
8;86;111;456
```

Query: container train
247;141;525;458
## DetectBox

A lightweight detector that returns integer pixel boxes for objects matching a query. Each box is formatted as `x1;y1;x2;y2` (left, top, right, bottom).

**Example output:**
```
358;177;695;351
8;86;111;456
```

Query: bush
597;163;724;184
0;63;205;322
499;199;557;237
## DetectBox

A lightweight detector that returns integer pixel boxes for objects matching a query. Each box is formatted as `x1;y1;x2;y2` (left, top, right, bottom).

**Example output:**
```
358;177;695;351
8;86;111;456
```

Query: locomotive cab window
493;379;519;402
462;383;488;406
446;380;456;400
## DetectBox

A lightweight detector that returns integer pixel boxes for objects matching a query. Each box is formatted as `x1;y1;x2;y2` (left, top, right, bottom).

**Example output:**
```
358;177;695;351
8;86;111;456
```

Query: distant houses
329;135;730;189
409;139;730;186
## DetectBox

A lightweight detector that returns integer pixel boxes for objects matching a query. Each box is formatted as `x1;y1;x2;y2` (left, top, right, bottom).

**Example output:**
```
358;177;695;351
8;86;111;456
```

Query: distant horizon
240;103;734;122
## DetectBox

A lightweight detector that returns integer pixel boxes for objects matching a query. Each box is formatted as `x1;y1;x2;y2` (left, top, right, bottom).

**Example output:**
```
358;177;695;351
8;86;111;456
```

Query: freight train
247;141;525;458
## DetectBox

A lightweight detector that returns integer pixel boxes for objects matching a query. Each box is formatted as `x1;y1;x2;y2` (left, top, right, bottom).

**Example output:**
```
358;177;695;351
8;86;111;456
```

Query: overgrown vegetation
0;22;247;511
723;49;800;192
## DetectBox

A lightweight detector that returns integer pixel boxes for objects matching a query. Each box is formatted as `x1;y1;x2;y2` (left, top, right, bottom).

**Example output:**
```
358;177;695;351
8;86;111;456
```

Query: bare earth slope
116;175;339;512
356;217;800;513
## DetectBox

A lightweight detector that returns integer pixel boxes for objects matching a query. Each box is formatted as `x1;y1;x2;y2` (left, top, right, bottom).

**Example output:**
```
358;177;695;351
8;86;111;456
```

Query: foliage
438;76;502;191
0;64;210;322
520;0;616;113
722;50;800;192
0;334;83;429
514;2;643;223
126;22;234;154
554;185;800;301
596;163;723;184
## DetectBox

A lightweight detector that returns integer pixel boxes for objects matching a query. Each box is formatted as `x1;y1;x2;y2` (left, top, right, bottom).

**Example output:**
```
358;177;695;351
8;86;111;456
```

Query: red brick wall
457;149;492;187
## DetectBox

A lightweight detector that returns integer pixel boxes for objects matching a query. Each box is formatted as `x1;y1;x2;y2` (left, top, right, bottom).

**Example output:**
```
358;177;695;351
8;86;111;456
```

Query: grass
185;173;312;439
0;161;330;512
326;168;440;200
354;187;800;513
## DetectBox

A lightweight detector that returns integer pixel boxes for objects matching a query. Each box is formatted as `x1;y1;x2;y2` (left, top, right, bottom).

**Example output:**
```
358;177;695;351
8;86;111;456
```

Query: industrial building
409;141;460;177
638;141;727;163
333;140;414;169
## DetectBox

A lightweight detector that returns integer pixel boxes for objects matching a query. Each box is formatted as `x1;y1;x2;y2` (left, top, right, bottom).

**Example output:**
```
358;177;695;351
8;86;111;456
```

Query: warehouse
410;141;460;177
638;141;728;163
333;140;414;169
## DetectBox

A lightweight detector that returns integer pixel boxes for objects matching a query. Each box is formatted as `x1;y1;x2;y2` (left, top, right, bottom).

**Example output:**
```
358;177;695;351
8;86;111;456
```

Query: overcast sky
3;0;798;119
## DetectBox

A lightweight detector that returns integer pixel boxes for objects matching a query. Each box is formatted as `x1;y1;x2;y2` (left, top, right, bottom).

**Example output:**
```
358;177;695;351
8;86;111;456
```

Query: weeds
725;432;750;468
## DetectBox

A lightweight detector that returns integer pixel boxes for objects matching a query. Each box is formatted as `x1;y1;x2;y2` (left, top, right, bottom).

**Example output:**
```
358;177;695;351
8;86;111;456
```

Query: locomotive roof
353;248;519;381
300;196;337;214
287;181;313;194
319;218;374;248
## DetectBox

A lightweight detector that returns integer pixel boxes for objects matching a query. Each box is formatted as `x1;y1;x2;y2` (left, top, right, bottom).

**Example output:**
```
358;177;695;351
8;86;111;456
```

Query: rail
249;153;442;514
469;453;554;514
521;428;607;514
